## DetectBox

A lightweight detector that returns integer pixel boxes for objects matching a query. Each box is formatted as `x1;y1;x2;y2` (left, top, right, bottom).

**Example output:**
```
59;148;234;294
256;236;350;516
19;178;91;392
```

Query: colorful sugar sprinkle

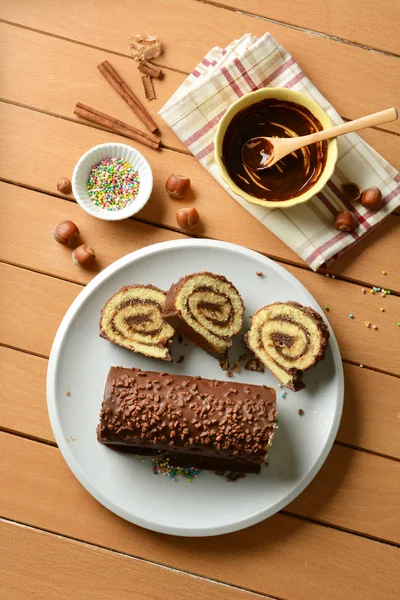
324;306;329;311
361;289;366;294
380;307;385;312
382;270;387;275
87;157;140;211
152;456;200;482
373;325;378;330
349;313;354;319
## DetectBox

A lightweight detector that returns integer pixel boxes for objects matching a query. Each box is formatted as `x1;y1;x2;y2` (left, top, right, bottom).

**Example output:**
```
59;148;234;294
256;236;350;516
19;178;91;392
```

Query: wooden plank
211;0;400;56
2;345;399;459
0;263;81;357
288;444;400;542
0;183;186;286
0;347;54;442
338;363;400;459
1;106;399;294
2;22;399;160
0;22;186;152
2;181;400;295
1;0;400;134
0;433;398;600
0;520;268;600
1;247;400;374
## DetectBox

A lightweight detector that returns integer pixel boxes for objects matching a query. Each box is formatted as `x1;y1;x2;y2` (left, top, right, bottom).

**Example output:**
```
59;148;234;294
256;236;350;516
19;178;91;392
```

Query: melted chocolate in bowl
221;99;328;201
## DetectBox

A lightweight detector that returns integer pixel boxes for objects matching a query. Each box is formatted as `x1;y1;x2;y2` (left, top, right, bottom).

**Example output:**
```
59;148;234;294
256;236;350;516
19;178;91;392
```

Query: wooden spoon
241;107;398;171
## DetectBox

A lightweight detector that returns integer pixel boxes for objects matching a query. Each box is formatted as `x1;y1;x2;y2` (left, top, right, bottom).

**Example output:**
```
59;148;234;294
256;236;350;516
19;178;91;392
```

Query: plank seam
0;97;192;156
334;440;400;463
194;0;400;59
0;19;189;76
1;425;400;533
2;342;399;383
0;516;283;600
1;178;399;296
3;92;400;145
279;510;400;548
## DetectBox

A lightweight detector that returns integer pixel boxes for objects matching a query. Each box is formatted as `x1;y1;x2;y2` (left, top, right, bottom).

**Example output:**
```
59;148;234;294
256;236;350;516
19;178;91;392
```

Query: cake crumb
219;357;230;372
215;470;246;482
245;357;265;373
298;409;304;416
66;390;71;397
176;355;185;364
256;271;263;276
232;358;241;373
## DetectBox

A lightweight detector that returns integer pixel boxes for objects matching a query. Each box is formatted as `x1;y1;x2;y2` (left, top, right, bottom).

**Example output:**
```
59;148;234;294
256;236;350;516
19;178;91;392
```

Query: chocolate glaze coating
221;99;327;201
97;367;277;473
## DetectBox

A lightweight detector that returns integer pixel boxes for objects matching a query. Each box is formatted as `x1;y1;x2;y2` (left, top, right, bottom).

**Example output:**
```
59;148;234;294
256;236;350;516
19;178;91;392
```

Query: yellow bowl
214;88;338;209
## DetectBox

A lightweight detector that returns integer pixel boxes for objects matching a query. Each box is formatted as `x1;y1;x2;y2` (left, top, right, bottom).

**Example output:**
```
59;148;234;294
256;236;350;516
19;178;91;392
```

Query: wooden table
0;2;399;598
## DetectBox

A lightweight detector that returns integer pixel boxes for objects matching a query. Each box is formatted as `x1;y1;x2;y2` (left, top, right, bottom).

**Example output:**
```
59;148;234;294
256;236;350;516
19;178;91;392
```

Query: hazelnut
57;177;72;194
176;207;200;231
52;220;80;245
166;174;191;199
361;187;382;210
72;244;95;266
341;182;361;202
334;211;357;232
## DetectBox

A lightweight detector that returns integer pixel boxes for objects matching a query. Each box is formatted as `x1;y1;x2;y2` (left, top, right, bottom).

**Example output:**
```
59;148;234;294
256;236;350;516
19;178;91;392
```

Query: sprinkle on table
380;307;385;312
397;322;400;327
349;313;354;319
373;325;378;330
324;306;329;311
87;157;140;210
361;289;366;294
382;270;387;275
365;321;370;328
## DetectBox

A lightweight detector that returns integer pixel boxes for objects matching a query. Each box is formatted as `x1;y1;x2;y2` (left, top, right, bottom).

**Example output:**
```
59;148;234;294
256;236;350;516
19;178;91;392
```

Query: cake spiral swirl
245;301;329;390
100;284;175;361
163;272;244;358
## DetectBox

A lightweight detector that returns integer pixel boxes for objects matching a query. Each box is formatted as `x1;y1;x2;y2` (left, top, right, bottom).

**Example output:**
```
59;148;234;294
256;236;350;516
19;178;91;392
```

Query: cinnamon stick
142;76;156;100
73;104;160;150
76;103;160;144
97;61;158;133
138;60;163;79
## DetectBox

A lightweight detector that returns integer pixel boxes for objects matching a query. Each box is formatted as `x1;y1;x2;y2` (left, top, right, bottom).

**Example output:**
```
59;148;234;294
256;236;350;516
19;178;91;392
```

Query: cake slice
245;301;330;391
100;284;175;361
162;272;244;359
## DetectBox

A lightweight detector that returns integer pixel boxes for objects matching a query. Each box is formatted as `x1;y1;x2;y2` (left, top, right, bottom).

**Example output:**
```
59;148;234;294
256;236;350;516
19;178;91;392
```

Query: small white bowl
72;143;153;221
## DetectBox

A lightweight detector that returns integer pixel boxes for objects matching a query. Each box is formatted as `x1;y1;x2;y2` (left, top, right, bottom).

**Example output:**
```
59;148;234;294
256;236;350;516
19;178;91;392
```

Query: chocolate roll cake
245;301;330;391
100;284;175;361
97;367;277;473
162;272;244;359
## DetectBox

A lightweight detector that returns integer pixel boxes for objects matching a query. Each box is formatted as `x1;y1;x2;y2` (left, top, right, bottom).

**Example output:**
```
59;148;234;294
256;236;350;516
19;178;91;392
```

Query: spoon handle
303;107;398;145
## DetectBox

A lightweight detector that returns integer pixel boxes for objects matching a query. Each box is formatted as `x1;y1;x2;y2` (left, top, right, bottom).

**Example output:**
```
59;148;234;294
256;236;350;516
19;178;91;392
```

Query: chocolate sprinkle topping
97;367;277;473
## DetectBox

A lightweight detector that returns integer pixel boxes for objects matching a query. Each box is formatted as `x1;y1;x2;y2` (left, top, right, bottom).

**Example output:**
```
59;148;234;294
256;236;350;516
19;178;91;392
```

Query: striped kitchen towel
159;33;400;271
